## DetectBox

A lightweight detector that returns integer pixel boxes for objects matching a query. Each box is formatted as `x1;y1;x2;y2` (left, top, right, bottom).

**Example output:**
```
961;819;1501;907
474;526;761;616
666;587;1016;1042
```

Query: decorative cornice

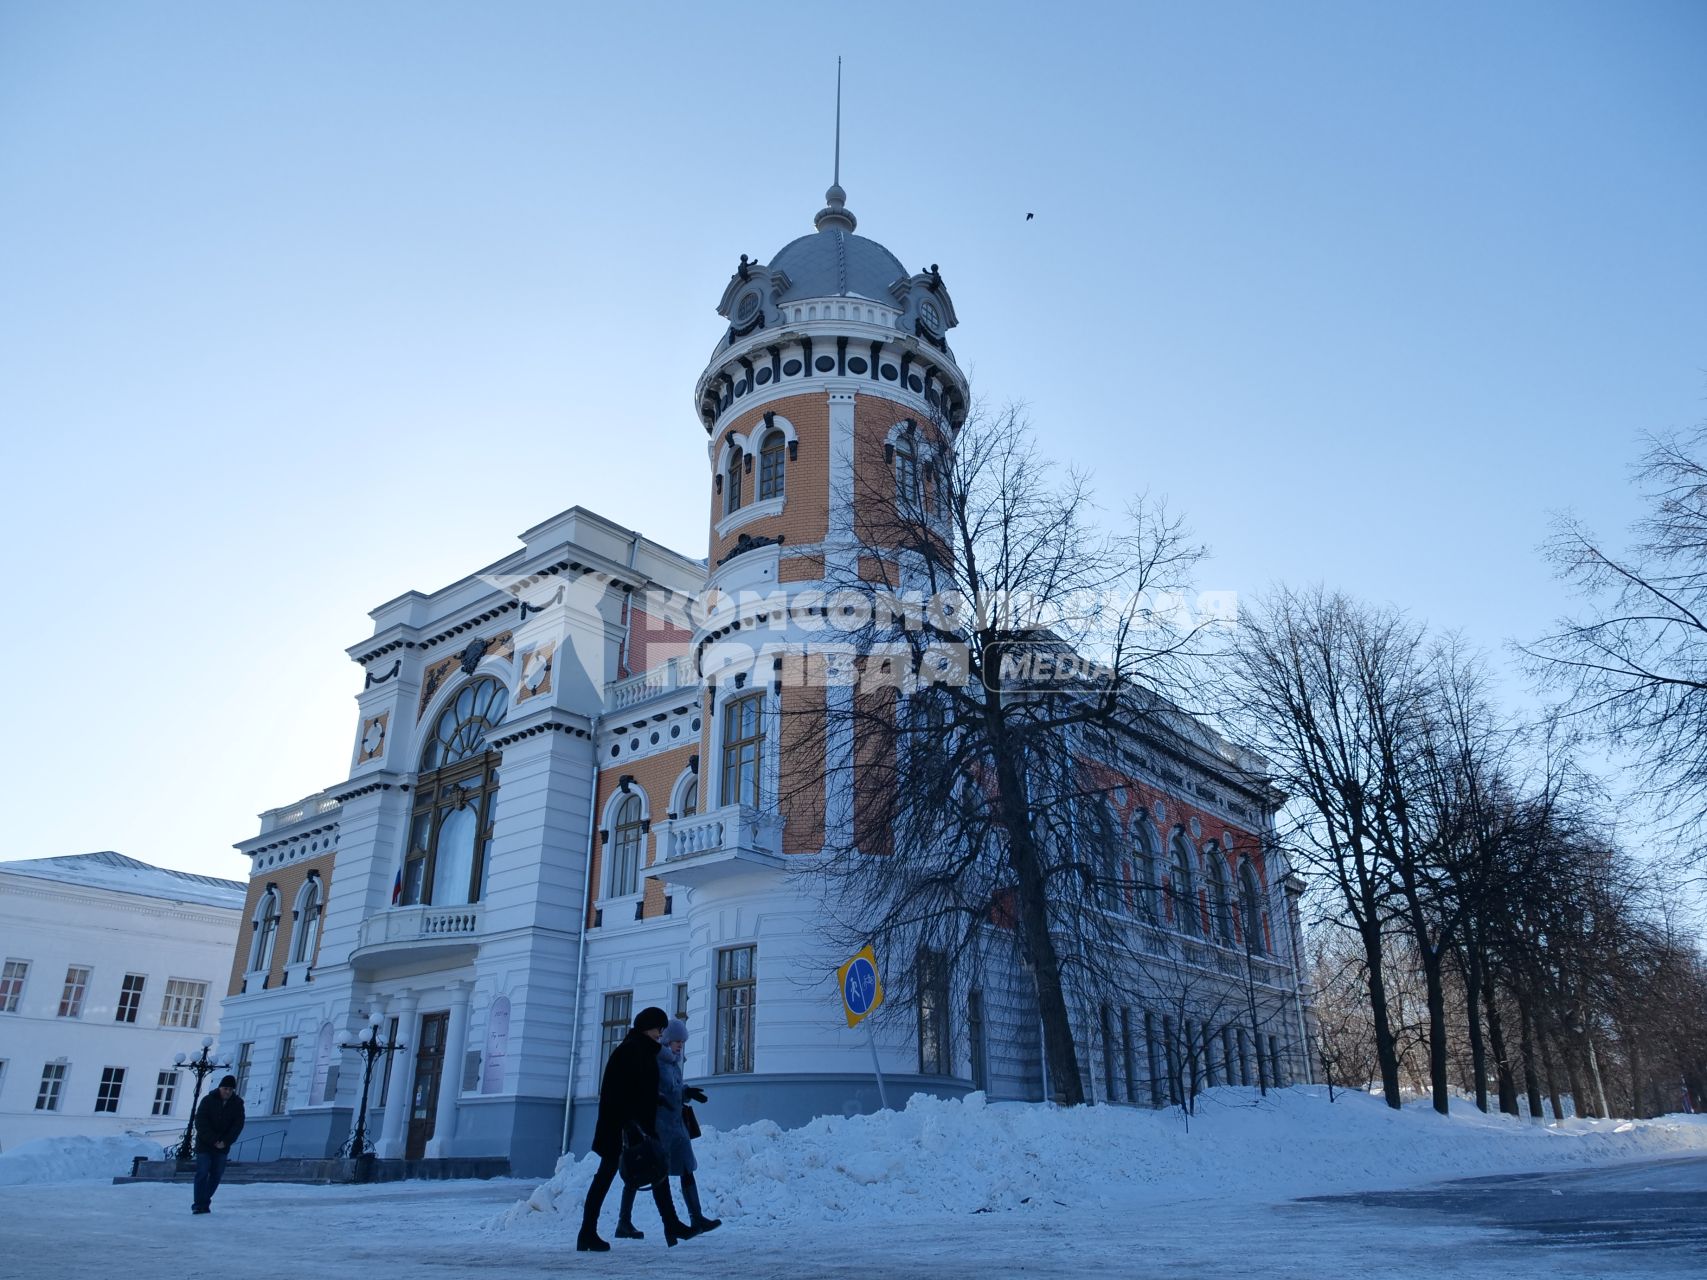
488;720;592;749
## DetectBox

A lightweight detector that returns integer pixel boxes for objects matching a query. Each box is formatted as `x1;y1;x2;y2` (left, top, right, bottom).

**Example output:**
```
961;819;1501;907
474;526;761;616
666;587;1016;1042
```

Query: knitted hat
219;1075;238;1089
633;1006;670;1033
663;1018;689;1045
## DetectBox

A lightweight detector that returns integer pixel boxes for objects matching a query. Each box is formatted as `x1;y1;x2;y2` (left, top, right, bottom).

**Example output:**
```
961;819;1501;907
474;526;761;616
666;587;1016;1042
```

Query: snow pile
0;1133;162;1185
491;1088;1707;1232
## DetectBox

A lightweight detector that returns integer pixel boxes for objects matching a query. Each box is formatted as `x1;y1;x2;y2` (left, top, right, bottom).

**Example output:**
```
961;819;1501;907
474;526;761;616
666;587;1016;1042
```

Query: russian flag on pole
391;866;403;905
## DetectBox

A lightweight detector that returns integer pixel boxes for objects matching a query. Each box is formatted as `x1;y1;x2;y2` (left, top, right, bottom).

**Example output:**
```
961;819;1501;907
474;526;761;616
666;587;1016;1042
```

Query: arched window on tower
1240;858;1266;954
720;693;765;809
249;887;281;974
681;778;698;817
725;447;744;514
758;429;786;500
401;676;508;907
894;432;920;512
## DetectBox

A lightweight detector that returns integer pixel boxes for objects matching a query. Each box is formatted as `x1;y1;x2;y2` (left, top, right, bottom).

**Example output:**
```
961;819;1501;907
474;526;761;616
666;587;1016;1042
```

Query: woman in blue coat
657;1018;720;1233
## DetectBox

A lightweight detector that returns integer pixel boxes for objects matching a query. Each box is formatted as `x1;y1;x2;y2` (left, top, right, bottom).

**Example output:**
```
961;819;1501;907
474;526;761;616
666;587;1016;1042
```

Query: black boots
663;1219;700;1248
576;1226;609;1252
690;1215;723;1233
614;1222;645;1240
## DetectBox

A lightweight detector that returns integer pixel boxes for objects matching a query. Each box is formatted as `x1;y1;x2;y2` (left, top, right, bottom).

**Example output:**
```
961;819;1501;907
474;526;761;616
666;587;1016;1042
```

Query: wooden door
405;1012;448;1159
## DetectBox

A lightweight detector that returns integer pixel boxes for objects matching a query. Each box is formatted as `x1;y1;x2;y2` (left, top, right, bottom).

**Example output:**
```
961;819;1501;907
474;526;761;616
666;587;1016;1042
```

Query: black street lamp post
172;1037;231;1162
339;1018;407;1161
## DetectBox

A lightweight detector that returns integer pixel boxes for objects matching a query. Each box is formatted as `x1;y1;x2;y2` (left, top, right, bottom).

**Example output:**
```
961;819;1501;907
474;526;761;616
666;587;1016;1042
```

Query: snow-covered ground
3;1088;1703;1279
0;1132;159;1186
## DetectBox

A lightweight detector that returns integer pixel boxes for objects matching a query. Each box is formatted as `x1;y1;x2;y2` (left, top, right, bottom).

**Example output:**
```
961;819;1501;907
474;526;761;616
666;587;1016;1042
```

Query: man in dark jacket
191;1074;245;1214
578;1006;696;1252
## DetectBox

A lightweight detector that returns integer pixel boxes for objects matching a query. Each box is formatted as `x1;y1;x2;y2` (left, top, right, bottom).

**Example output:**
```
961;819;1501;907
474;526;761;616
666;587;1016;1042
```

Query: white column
425;981;472;1158
375;988;418;1159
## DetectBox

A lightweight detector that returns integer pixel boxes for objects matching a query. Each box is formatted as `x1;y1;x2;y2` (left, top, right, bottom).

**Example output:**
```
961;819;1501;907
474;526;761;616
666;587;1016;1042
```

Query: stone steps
116;1155;512;1185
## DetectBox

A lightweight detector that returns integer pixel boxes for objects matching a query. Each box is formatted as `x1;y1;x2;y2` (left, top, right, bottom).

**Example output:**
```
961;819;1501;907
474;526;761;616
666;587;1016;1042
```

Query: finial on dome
813;58;857;233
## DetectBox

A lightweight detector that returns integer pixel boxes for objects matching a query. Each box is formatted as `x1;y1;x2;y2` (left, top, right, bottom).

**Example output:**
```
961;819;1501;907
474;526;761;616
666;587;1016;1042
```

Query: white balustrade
357;903;483;952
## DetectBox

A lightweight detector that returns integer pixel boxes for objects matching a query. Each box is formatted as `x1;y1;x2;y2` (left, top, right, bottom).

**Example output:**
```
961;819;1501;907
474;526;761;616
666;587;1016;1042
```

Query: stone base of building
115;1154;512;1185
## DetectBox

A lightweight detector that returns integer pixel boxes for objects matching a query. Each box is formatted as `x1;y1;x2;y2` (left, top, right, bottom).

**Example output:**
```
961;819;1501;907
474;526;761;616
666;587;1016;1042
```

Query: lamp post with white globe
339;1017;406;1162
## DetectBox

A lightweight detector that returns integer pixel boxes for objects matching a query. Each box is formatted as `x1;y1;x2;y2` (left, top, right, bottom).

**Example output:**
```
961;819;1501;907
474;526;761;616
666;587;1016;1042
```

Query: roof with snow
0;851;245;911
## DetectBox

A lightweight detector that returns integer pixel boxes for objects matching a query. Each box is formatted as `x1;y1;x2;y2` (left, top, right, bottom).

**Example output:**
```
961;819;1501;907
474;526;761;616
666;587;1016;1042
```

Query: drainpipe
561;727;603;1155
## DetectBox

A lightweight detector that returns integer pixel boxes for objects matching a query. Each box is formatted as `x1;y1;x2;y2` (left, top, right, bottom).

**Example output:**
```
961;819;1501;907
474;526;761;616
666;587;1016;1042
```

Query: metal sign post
837;945;889;1110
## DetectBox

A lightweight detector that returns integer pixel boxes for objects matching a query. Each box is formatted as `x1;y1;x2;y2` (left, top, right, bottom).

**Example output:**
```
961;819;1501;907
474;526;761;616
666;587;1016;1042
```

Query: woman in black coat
578;1006;697;1252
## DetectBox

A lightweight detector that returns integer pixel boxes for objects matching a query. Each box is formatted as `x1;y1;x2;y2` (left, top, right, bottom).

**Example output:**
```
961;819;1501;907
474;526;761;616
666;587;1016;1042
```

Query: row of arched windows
247;876;323;975
1117;818;1268;953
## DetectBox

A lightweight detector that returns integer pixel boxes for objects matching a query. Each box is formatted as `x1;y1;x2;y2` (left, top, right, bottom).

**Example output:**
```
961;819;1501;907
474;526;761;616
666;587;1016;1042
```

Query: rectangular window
58;966;91;1018
600;992;632;1067
719;694;764;809
377;1021;398;1107
1236;1027;1250;1086
159;979;208;1030
1100;1005;1118;1101
272;1036;296;1116
152;1070;178;1116
322;1064;340;1104
1269;1035;1284;1089
916;949;949;1076
1121;1009;1138;1103
115;973;146;1024
1162;1016;1180;1105
1145;1011;1162;1107
1;960;29;1013
95;1066;125;1113
714;945;756;1075
968;989;987;1093
1223;1028;1237;1088
36;1062;66;1111
462;1050;481;1093
234;1042;254;1100
674;982;689;1021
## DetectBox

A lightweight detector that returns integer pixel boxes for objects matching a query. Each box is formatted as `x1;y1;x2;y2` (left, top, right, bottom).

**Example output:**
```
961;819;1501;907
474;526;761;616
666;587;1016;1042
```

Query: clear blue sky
2;1;1703;879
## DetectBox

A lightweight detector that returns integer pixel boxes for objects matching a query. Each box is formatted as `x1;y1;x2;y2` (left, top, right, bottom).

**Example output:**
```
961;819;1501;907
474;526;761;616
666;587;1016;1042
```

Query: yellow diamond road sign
837;945;884;1028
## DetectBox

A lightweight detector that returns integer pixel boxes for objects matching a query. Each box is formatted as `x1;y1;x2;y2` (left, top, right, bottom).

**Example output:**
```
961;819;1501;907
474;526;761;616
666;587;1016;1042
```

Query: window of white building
403;677;507;907
115;973;146;1023
714;946;755;1075
152;1070;177;1116
160;979;208;1030
94;1066;125;1113
272;1036;296;1115
917;948;949;1075
1;960;29;1013
292;877;323;965
600;992;632;1065
36;1062;66;1111
58;966;90;1018
234;1042;254;1099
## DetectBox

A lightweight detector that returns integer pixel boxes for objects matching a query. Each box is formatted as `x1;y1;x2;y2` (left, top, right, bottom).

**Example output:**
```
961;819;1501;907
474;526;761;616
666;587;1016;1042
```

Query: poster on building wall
482;995;510;1094
309;1022;335;1104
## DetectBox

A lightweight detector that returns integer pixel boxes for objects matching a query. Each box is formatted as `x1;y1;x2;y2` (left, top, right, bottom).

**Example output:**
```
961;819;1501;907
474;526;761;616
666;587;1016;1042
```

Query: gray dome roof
768;228;907;305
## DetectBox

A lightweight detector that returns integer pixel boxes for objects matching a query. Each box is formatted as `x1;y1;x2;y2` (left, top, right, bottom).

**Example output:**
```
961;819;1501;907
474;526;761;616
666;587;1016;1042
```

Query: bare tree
778;403;1222;1106
1525;426;1707;867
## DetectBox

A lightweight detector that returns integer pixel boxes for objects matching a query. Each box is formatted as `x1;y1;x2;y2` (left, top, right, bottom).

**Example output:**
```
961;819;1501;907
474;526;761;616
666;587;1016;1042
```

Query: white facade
0;853;244;1152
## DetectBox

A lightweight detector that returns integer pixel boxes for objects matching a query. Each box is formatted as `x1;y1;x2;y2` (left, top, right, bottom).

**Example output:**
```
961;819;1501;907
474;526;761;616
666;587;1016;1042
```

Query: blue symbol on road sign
843;957;878;1015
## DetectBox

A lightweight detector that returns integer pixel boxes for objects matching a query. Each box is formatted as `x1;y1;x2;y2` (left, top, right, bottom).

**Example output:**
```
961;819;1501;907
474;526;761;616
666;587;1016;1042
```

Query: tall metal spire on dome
814;57;857;234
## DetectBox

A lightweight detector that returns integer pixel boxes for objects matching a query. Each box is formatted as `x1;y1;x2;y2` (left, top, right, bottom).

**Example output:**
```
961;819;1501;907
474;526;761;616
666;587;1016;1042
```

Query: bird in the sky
1025;212;1034;221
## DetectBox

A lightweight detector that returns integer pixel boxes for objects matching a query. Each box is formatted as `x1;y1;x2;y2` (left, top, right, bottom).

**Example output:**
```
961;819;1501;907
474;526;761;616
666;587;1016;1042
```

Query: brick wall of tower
709;393;831;566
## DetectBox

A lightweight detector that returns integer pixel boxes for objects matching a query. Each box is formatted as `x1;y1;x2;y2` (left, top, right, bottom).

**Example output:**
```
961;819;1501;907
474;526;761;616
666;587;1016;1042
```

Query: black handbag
682;1104;702;1140
619;1127;667;1188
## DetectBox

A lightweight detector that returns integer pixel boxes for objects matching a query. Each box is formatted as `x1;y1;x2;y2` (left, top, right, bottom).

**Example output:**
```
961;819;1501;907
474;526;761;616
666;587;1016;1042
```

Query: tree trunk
1626;1029;1645;1120
1538;1024;1565;1120
1560;1026;1587;1118
1517;995;1544;1119
1358;916;1403;1109
1462;943;1489;1112
1482;978;1518;1116
991;737;1084;1106
1420;948;1451;1115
